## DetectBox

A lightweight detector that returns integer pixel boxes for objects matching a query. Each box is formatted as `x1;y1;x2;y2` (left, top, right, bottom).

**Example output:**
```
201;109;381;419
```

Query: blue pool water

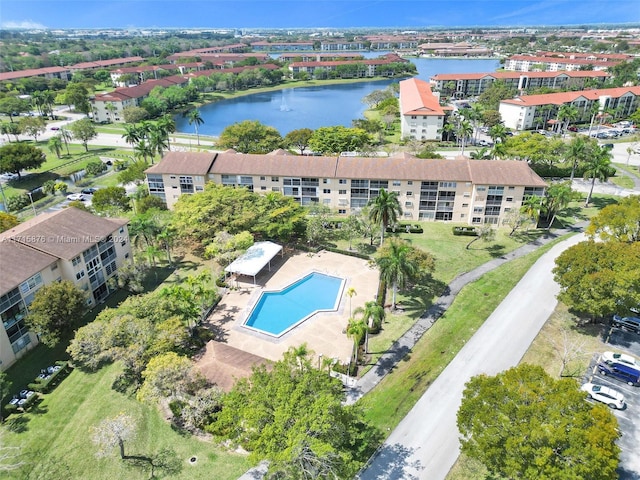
244;272;344;336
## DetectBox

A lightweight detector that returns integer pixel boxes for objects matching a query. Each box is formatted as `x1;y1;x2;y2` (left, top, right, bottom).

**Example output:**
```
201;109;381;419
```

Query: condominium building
430;71;609;98
499;86;640;131
145;150;546;223
503;54;623;72
399;77;448;141
0;208;131;370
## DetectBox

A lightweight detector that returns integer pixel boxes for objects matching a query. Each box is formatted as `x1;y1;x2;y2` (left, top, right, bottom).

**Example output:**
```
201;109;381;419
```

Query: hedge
452;226;478;236
27;361;72;394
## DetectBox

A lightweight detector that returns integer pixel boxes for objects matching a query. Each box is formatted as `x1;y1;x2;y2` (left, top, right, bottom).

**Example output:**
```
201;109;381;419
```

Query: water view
174;57;500;136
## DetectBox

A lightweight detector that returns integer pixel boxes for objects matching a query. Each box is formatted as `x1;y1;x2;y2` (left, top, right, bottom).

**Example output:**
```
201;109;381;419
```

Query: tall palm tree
520;195;544;226
469;103;484;144
346;318;368;368
47;136;63;159
346;287;357;318
157;114;176;151
375;238;417;311
566;136;589;181
488;124;508;145
585;102;600;138
367;188;401;245
439;122;456;142
583;147;613;206
355;300;385;332
157;227;177;267
556;104;578;135
186;109;204;145
543;181;576;230
59;127;72;155
148;127;169;163
134;140;153;164
456;119;473;156
122;123;142;147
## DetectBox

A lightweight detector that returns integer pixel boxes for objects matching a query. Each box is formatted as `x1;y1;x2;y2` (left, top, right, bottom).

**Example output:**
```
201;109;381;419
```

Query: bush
6;194;29;212
85;160;107;176
452;226;478;236
386;223;424;234
29;361;72;393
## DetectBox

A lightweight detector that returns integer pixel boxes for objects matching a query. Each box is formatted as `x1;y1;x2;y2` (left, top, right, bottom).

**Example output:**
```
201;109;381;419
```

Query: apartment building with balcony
145;150;546;224
399;77;449;141
0;208;131;370
499;86;640;131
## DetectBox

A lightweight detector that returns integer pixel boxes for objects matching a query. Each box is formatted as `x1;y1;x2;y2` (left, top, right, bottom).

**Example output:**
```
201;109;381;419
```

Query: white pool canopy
224;241;283;283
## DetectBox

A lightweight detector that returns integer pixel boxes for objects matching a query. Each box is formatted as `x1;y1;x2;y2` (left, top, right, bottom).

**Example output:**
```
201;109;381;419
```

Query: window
260;176;266;181
323;179;329;184
72;256;82;267
506;197;513;202
463;192;470;197
439;181;457;189
260;186;266;191
406;191;413;197
392;181;401;187
121;239;127;247
405;201;413;208
323;189;331;194
271;177;279;182
272;187;280;192
473;206;483;213
472;217;482;224
477;186;486;192
51;263;58;271
339;179;348;185
339;190;347;195
338;209;347;214
462;203;469;207
407;181;413;185
76;270;85;280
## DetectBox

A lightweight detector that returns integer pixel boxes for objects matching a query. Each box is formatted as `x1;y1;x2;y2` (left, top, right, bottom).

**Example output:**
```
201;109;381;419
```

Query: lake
174;57;500;136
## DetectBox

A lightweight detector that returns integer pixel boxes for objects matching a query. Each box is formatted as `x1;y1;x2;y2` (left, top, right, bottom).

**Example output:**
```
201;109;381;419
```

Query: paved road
358;233;586;480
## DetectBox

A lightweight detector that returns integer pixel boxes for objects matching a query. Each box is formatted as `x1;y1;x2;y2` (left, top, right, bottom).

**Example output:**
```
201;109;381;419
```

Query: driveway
358;233;586;480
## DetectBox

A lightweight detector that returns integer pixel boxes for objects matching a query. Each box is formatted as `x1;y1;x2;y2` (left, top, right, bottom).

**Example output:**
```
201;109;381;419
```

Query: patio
196;250;379;386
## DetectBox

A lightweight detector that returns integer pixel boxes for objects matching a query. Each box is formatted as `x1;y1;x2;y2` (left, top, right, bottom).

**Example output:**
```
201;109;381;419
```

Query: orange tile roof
400;77;445;116
145;151;216;175
501;86;640;107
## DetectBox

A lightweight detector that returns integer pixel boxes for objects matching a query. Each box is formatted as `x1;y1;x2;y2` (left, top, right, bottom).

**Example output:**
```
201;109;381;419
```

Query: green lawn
2;364;251;480
358;236;563;433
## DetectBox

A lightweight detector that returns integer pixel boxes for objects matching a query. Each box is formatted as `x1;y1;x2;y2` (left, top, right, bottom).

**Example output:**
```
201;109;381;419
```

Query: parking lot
584;324;640;479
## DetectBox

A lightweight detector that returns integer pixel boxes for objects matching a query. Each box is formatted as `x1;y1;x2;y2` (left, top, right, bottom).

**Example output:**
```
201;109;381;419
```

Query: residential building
0;66;71;82
68;56;144;73
287;53;409;78
499;86;640;131
399;77;448;141
0;208;131;370
145;150;546;225
503;54;623;72
91;75;189;123
110;62;205;87
251;41;314;51
430;70;609;98
418;42;492;57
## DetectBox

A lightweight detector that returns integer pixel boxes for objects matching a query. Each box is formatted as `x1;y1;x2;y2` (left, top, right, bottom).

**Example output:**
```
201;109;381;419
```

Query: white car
0;172;18;180
66;193;86;201
581;383;625;409
602;351;640;369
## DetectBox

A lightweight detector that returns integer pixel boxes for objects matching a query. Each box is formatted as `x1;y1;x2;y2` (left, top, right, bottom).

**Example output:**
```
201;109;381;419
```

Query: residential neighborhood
1;9;640;480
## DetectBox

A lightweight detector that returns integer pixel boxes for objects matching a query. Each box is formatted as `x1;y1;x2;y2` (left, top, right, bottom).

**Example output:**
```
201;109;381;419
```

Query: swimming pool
244;272;345;337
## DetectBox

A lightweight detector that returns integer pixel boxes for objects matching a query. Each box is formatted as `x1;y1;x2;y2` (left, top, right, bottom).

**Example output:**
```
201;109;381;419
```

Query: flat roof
225;241;283;278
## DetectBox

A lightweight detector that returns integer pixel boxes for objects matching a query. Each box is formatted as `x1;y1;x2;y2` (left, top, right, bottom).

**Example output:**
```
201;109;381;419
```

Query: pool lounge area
198;250;379;371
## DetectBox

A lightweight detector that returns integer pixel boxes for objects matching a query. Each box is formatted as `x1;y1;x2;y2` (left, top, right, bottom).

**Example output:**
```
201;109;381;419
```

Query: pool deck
197;250;379;382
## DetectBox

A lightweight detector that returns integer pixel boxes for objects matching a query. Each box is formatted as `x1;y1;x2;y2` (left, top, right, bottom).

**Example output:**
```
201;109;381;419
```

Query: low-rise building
0;66;71;83
430;70;609;98
503;54;624;72
399;77;448;141
287;53;409;79
499;86;640;131
145;150;547;225
0;208;131;370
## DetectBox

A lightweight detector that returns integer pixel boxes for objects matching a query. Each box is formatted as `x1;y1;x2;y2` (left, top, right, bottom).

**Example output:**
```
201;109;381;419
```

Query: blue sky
1;0;638;30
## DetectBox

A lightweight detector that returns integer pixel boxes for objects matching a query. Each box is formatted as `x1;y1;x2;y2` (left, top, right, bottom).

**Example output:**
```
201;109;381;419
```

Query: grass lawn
2;364;251;480
358;236;564;432
610;172;635;189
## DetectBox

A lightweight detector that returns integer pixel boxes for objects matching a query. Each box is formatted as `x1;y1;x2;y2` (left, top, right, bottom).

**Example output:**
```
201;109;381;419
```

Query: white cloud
1;20;47;29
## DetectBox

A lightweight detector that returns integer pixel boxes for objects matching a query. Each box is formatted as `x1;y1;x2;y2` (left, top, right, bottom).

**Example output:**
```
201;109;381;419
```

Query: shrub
452;226;478;236
6;194;29;212
85;160;107;176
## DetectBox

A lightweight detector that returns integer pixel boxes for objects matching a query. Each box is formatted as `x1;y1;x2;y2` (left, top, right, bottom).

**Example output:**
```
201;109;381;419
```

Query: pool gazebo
224;241;283;285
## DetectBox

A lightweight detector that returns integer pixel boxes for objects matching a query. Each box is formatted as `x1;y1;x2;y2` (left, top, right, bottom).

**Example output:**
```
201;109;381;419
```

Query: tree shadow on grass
6;414;30;433
400;279;448;319
485;244;506;258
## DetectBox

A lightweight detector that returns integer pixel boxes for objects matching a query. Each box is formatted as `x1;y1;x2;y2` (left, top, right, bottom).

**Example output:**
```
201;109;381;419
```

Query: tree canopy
308;126;372;155
208;348;381;479
217;120;283;154
457;364;620;480
0;143;46;178
586;195;640;243
68;118;97;152
91;186;131;214
26;280;86;347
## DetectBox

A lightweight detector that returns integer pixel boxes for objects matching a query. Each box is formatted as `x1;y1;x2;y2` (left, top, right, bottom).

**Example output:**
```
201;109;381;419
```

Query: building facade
145;150;547;224
0;208;131;370
499;86;640;131
399;77;448;141
430;71;609;98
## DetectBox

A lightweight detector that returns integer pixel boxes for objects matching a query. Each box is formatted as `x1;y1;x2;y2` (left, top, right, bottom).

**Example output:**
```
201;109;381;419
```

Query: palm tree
543;181;576;230
456;119;473;156
566;136;589;181
469;103;484;144
47;136;63;159
157;228;177;267
585;102;600;138
488;124;508;145
59;127;72;155
355;300;385;332
583;147;613;206
367;188;401;245
520;195;544;226
145;245;162;268
186;109;204;145
439;122;455;142
134;140;153;164
470;147;491;160
148;127;169;163
122;123;142;147
157;114;176;151
556;104;578;135
346;287;357;318
375;238;417;310
346;317;367;368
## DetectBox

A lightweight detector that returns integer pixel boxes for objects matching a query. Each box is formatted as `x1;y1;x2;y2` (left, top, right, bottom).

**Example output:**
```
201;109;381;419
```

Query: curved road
358;233;586;480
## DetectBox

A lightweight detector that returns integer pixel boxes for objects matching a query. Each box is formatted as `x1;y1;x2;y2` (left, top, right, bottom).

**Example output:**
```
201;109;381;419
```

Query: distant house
0;208;131;370
91;75;189;123
0;66;71;82
399;77;449;141
430;70;609;98
68;56;144;73
499;86;640;131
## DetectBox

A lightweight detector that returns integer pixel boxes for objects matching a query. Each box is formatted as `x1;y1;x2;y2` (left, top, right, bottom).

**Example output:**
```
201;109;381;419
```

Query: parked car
602;143;614;149
602;351;640;369
597;362;640;386
81;188;97;195
612;314;640;334
567;125;578;132
0;172;18;181
50;126;60;131
66;193;86;202
580;382;625;409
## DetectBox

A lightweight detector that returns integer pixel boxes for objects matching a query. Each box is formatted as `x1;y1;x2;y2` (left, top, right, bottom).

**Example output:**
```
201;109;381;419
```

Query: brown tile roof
468;160;547;187
336;155;470;181
0;208;129;261
431;70;609;81
145;151;217;175
0;240;58;295
210;152;340;178
0;66;69;81
93;76;189;102
506;55;621;67
70;56;144;70
501;86;640;107
399;77;445;116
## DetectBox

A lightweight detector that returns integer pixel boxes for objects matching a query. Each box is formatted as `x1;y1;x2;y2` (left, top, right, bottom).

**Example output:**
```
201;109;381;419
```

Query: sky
1;0;638;30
